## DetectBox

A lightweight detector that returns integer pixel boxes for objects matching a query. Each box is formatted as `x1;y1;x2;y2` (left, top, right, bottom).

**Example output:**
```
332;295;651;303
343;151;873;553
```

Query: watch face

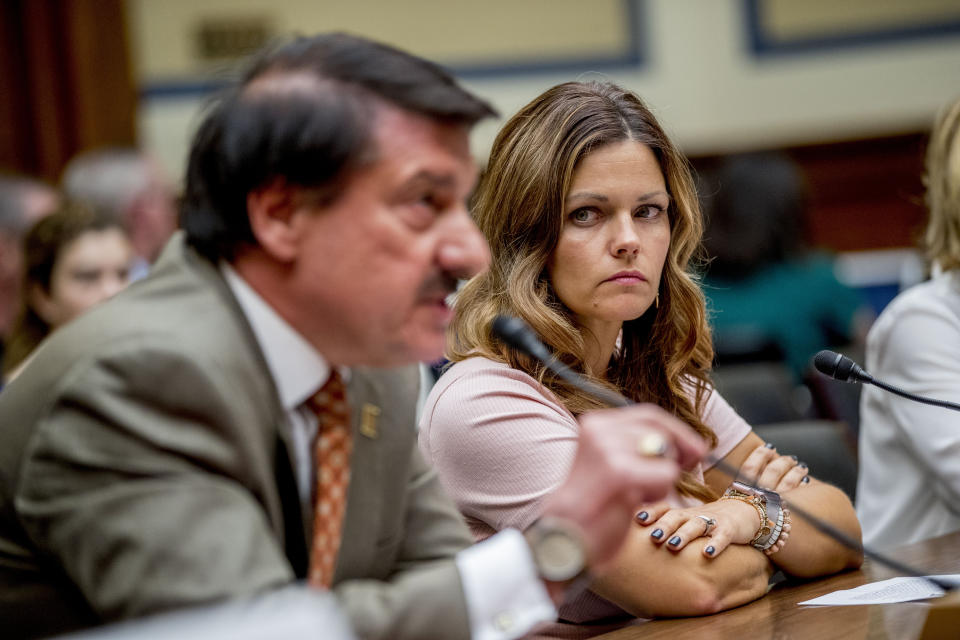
535;528;587;582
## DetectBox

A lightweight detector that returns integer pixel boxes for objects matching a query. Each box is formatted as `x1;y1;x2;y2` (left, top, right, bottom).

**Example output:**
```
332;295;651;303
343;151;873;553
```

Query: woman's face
548;140;671;338
33;228;133;329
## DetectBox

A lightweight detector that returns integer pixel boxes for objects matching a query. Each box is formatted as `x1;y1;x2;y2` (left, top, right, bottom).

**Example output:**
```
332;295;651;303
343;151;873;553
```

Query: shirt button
493;611;515;632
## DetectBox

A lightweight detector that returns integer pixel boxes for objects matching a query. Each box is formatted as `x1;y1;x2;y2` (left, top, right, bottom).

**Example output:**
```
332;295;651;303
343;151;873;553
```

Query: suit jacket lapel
169;236;309;573
334;371;387;581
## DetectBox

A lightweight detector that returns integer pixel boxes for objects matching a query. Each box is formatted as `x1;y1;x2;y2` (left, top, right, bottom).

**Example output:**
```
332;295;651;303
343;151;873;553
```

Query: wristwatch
727;481;783;550
524;516;588;583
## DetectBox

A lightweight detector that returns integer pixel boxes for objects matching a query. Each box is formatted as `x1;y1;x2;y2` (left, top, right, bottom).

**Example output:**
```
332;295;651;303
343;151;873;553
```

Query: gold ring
637;433;668;458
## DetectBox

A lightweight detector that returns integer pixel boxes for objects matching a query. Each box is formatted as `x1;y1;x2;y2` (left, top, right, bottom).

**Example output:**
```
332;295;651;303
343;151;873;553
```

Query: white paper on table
799;575;960;606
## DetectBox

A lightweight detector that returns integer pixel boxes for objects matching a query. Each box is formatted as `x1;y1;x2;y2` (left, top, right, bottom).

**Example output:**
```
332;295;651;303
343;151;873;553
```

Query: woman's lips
604;271;647;284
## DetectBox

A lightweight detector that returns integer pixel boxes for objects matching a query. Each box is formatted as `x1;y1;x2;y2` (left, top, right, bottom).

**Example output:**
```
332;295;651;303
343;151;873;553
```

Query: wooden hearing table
542;530;960;640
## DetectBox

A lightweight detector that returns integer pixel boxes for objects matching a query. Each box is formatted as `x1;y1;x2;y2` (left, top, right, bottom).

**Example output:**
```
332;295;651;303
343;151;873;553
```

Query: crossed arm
421;364;862;620
596;431;862;618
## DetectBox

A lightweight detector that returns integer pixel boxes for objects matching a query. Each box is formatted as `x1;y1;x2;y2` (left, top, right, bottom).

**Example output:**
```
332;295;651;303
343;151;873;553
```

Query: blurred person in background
61;148;178;280
2;202;132;383
700;152;872;380
857;97;960;548
0;175;58;365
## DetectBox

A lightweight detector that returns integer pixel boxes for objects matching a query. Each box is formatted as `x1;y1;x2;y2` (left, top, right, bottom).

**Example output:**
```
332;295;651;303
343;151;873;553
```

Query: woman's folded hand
634;497;763;558
737;443;809;492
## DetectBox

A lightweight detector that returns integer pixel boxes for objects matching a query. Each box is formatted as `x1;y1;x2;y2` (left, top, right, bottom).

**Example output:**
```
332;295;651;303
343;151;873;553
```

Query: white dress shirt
857;266;960;547
221;264;555;639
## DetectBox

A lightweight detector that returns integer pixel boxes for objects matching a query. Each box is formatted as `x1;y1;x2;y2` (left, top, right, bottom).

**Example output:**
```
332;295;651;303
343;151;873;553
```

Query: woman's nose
99;274;127;300
611;214;640;256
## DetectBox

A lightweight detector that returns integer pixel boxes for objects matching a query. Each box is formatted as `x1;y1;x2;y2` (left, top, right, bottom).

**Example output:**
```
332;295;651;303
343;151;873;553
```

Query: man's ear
246;179;304;263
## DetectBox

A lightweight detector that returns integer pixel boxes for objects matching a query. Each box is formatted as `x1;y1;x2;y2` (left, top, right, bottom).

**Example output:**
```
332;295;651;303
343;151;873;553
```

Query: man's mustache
417;272;460;300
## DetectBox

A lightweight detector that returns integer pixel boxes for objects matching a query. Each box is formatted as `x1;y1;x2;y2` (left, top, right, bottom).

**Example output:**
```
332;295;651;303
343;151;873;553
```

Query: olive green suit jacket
0;235;472;639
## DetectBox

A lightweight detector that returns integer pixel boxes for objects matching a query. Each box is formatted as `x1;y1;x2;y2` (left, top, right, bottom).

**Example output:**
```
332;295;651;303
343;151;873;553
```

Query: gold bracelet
721;490;769;543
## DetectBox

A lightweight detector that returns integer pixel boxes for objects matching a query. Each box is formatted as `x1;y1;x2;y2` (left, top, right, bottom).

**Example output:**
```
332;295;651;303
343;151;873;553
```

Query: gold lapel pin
360;403;381;439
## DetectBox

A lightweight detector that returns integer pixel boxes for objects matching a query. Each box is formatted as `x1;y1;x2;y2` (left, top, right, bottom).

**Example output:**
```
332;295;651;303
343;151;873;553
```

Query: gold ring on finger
636;433;668;458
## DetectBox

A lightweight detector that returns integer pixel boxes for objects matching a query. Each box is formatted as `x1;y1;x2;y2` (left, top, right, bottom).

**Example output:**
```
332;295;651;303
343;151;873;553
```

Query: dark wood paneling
0;0;136;181
692;133;928;252
791;133;927;251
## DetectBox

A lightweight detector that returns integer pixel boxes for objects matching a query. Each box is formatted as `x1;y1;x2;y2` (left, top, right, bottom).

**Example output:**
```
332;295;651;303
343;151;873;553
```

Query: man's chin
394;329;447;366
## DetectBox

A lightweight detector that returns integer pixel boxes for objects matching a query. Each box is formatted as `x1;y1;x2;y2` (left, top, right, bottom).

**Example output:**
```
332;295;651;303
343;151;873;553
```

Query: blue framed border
141;0;647;100
745;0;960;56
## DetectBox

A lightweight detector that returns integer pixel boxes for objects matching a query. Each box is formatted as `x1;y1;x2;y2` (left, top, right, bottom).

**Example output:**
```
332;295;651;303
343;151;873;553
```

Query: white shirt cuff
455;528;557;640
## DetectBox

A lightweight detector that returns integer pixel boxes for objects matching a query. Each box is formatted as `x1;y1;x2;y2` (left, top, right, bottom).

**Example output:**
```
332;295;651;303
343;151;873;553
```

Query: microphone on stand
492;315;629;408
813;350;960;413
491;314;956;591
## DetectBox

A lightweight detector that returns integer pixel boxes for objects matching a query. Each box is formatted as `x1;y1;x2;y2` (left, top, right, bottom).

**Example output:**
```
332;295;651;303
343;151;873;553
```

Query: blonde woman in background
857;98;960;548
419;81;862;629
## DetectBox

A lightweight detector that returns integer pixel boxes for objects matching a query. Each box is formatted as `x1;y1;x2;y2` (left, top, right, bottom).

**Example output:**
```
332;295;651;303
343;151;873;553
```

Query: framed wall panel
130;0;648;100
745;0;960;56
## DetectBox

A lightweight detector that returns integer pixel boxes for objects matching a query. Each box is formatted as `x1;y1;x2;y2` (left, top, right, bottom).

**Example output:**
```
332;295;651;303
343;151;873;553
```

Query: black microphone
492;315;955;591
814;349;960;413
491;315;629;408
813;350;871;383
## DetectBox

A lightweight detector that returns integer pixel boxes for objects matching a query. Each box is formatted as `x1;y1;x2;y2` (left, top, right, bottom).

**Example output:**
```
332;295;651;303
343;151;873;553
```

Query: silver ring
636;433;668;458
696;515;717;535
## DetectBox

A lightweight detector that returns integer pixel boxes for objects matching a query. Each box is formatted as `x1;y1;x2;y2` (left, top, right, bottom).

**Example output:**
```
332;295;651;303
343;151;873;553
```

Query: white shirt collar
220;262;333;411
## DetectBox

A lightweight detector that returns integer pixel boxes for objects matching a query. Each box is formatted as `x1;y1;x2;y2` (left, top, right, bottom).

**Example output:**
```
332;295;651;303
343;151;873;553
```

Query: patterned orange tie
305;370;352;589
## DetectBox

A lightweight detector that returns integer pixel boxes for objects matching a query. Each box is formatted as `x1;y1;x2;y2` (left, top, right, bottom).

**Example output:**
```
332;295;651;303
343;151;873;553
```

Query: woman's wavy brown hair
449;81;717;501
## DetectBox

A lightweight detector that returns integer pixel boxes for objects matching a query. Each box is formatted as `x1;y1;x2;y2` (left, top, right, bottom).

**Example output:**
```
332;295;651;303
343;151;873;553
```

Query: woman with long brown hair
419;81;861;625
3;202;132;383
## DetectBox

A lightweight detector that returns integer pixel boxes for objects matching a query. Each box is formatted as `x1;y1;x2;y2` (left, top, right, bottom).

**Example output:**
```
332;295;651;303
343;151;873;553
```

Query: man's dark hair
181;32;497;261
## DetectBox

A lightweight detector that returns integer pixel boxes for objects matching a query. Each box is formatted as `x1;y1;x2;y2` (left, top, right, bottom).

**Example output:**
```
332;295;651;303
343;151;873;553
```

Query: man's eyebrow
403;171;457;189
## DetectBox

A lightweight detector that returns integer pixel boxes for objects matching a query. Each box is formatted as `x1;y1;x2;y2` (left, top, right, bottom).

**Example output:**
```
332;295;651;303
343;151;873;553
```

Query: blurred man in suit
0;34;705;639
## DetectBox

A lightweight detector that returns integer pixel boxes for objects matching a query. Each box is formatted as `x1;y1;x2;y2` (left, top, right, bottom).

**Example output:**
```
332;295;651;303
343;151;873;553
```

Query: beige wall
127;0;960;183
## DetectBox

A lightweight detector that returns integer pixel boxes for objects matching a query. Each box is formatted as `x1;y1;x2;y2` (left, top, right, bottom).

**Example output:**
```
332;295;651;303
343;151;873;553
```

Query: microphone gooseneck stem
544;359;631;409
867;378;960;413
492;316;956;592
706;455;954;589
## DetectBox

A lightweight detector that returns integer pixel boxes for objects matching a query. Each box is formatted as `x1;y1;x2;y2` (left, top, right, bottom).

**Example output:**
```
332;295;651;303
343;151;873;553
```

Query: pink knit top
418;356;751;624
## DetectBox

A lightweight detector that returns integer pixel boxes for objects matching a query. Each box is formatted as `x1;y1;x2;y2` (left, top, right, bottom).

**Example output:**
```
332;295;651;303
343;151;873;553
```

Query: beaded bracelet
720;491;769;543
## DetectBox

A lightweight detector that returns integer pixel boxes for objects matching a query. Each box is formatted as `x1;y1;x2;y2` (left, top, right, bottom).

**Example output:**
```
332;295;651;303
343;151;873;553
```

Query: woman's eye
70;270;100;283
570;208;597;224
636;204;665;219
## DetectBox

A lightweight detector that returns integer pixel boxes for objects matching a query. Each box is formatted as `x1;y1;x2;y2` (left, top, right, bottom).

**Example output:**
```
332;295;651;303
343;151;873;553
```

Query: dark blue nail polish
791;455;798;461
668;536;682;546
651;528;664;540
765;442;775;449
706;546;716;556
799;462;808;469
801;476;810;484
636;511;649;522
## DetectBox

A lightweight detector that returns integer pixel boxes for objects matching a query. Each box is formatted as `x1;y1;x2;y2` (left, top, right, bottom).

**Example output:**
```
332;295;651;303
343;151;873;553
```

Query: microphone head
491;315;527;350
814;350;844;379
491;315;551;362
814;349;863;382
